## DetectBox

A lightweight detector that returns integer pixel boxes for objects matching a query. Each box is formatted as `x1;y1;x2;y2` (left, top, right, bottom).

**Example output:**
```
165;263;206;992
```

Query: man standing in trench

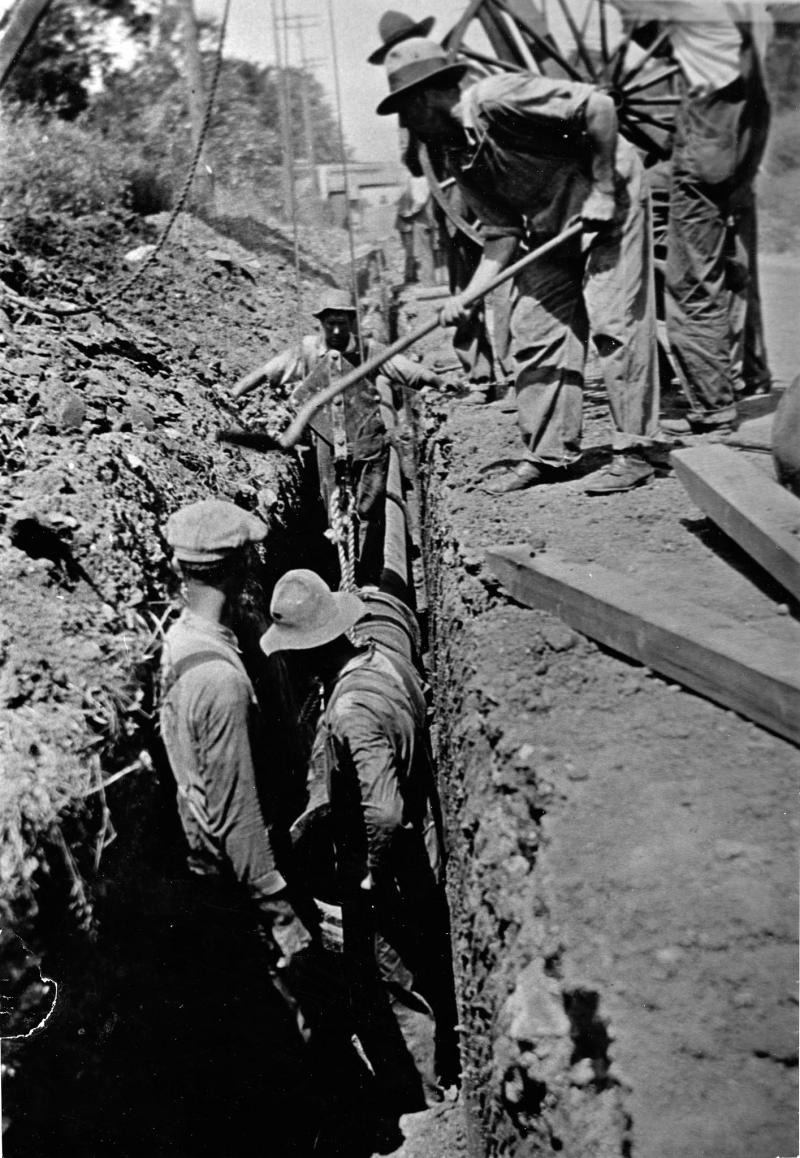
261;568;459;1118
159;499;320;972
230;289;440;584
376;38;661;495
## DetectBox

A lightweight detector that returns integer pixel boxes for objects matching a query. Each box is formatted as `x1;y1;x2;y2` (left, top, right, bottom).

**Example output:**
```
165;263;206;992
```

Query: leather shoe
660;415;736;436
584;454;654;495
482;461;557;494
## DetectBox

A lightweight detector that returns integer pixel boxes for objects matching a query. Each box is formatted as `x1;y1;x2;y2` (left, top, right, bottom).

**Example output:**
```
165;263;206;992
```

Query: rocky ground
407;252;799;1157
0;192;797;1158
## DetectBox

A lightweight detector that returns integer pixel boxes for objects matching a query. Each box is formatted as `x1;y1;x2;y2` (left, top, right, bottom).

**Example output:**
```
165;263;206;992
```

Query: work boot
482;461;563;495
660;413;737;437
584;453;654;495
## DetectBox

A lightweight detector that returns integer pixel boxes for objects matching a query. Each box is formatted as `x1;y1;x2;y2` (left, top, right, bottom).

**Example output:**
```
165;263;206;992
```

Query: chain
0;0;232;320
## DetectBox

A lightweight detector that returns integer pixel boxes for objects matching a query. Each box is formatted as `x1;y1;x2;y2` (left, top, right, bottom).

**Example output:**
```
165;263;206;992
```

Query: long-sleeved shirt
321;645;437;885
443;72;640;243
159;609;286;906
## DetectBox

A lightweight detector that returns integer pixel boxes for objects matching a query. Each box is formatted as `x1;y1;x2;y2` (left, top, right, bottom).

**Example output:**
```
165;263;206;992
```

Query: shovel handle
277;221;582;450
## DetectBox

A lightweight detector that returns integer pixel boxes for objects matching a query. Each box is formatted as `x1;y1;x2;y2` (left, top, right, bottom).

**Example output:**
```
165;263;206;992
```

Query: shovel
218;220;582;455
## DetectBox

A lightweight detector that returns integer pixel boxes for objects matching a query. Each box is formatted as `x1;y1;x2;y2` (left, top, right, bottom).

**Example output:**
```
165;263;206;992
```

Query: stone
542;623;578;652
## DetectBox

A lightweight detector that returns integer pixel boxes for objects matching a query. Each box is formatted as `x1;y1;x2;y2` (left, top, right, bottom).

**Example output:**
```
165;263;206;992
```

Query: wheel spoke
492;0;585;80
554;0;598;80
618;26;673;86
618;112;671;158
598;0;610;76
623;62;681;96
628;95;682;105
458;43;524;73
624;108;675;132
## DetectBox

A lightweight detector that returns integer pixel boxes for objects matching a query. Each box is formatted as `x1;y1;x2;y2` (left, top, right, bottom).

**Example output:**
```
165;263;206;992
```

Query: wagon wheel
442;0;681;165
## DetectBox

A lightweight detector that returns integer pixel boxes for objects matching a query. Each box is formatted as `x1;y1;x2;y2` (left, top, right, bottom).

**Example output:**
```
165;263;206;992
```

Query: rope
329;485;356;593
0;0;232;320
326;0;364;360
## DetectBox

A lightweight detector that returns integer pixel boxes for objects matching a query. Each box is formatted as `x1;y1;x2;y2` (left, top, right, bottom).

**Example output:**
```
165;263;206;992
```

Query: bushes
765;109;800;176
0;104;133;221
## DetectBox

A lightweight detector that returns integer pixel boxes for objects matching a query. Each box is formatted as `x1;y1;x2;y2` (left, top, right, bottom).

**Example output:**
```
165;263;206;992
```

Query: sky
195;0;483;163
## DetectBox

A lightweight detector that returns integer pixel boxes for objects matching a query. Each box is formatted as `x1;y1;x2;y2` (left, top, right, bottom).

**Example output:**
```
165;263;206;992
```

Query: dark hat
367;10;436;65
165;499;268;563
260;570;365;655
312;288;357;319
377;37;467;117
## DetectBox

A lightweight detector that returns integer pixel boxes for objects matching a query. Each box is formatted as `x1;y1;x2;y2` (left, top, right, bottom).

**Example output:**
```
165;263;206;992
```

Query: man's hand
261;889;320;963
439;295;471;327
581;186;616;230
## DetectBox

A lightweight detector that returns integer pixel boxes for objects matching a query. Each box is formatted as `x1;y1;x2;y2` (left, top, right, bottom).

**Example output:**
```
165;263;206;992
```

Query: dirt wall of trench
418;369;798;1158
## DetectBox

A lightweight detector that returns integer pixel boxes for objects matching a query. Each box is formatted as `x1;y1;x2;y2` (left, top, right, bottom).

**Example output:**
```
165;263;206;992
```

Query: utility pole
175;0;214;212
278;14;322;192
270;0;293;219
0;0;52;90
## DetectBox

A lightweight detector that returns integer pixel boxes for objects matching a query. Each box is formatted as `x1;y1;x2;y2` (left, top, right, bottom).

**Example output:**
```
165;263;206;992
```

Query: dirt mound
0;207;331;925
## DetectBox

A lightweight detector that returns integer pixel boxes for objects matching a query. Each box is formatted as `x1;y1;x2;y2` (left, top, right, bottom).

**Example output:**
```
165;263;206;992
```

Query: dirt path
404;254;799;1156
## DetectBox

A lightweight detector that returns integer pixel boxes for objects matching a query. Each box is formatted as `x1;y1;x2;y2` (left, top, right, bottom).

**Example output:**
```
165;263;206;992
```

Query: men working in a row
159;499;456;1129
376;38;660;495
231;289;440;585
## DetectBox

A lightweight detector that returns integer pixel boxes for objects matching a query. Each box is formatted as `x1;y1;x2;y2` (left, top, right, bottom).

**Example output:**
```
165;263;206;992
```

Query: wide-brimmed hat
165;499;267;563
367;11;436;65
377;37;467;117
312;288;358;320
260;569;365;655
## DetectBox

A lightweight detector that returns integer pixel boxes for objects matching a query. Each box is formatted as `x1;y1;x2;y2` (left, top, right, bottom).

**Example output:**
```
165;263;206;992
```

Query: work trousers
665;55;771;421
511;161;659;467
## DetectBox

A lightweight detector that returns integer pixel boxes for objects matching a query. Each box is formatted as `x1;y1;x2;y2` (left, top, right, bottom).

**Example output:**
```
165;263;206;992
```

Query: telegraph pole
270;0;293;219
278;14;322;189
176;0;214;211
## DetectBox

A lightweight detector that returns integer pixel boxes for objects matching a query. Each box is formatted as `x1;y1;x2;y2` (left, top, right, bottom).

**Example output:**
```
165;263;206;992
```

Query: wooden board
723;413;773;452
486;545;800;746
671;444;800;602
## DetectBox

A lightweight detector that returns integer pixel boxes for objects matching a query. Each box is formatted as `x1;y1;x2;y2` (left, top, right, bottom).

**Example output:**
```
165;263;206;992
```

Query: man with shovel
230;289;440;584
376;38;661;494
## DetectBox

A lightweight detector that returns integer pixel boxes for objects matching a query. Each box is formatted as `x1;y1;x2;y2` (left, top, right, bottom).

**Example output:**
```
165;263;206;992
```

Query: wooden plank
723;413;773;452
671;444;800;602
485;545;800;746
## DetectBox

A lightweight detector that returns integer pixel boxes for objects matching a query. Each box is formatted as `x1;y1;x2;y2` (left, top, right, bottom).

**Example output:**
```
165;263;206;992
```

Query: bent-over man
377;38;660;494
261;569;458;1116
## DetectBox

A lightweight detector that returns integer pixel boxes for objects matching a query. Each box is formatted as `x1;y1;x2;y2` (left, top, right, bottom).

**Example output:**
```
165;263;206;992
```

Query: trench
1;322;631;1158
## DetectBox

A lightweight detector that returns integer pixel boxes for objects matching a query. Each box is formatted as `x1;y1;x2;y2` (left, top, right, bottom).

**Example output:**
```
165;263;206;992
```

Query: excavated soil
2;196;798;1158
412;256;799;1157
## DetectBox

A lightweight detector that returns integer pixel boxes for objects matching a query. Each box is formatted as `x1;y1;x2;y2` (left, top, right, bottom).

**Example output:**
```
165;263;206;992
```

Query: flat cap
165;499;268;563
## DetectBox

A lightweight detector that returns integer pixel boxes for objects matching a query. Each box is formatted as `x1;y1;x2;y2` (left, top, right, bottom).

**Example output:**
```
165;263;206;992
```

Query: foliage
765;109;800;176
0;104;132;219
2;0;148;121
765;19;800;114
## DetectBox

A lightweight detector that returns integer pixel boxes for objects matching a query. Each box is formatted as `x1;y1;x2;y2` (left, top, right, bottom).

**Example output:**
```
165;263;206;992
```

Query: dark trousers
665;46;771;420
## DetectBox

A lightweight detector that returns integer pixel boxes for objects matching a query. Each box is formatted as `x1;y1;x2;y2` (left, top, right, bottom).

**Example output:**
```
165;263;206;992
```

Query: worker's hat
312;288;358;320
164;499;267;563
367;11;436;65
260;569;365;655
376;37;467;117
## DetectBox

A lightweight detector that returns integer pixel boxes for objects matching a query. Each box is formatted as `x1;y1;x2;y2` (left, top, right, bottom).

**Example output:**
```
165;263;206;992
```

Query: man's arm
581;90;619;226
230;345;306;400
439;234;517;326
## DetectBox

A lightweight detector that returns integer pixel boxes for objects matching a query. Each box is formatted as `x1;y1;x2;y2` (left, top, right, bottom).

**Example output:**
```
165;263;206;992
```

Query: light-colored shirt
446;72;639;243
612;1;771;93
159;609;286;902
